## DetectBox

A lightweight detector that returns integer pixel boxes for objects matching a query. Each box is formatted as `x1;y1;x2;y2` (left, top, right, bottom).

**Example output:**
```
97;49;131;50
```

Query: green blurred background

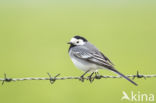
0;0;156;103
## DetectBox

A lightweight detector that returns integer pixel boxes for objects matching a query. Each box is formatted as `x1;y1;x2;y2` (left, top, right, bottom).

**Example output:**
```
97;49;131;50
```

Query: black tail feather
109;68;138;86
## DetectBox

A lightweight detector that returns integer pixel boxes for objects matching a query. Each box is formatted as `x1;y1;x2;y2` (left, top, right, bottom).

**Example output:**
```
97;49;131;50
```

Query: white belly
71;57;99;72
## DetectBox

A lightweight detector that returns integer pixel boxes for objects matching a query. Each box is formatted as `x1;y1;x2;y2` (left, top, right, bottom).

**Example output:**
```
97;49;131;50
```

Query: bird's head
67;35;88;46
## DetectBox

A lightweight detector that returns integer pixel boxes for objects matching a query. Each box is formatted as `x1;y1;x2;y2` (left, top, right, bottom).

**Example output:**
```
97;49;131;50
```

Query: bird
67;35;137;86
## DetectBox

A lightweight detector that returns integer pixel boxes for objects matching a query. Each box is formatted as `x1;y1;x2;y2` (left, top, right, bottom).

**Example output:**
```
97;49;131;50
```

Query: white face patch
70;37;86;45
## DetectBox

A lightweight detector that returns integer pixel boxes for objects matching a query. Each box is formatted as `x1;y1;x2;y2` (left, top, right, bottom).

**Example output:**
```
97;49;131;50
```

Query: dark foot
88;76;94;83
79;70;90;82
94;74;102;79
94;72;102;79
88;72;94;83
79;76;85;82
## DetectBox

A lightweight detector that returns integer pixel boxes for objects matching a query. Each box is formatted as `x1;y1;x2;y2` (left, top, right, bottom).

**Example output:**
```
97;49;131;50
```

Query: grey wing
71;46;114;69
84;42;114;65
99;51;114;65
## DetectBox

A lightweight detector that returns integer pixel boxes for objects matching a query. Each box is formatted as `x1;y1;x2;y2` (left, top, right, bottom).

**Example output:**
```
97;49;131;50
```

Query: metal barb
133;71;146;80
2;73;12;85
47;73;60;84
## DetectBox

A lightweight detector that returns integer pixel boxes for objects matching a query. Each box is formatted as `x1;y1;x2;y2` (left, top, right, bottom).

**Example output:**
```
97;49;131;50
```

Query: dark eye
76;41;79;43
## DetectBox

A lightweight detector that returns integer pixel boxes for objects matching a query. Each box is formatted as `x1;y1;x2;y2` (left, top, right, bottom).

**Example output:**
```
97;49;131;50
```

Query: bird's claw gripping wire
47;73;60;84
87;73;103;83
93;72;102;80
132;71;146;80
87;76;93;83
2;73;12;85
94;74;102;79
87;72;95;83
79;76;85;82
87;76;94;83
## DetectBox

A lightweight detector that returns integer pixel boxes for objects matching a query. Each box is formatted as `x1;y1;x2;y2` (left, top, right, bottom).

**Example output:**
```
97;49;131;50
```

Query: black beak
67;42;72;44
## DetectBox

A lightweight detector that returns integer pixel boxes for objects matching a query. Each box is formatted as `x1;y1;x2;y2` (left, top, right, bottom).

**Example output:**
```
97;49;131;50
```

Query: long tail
109;68;138;86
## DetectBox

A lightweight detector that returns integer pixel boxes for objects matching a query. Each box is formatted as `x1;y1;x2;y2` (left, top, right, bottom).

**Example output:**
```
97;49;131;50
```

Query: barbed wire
0;71;156;85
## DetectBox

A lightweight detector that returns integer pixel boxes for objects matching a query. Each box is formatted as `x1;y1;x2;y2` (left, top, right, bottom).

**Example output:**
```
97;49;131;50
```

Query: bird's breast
70;56;99;72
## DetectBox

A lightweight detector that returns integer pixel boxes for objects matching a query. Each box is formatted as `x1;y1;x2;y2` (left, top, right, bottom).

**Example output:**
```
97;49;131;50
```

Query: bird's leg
80;70;90;82
88;72;95;83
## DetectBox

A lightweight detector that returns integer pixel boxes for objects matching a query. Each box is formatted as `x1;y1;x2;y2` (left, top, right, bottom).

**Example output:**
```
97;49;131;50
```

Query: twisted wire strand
0;71;156;85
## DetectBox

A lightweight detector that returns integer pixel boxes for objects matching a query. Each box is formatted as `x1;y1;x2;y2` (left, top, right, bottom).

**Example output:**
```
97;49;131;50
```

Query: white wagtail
67;35;137;86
